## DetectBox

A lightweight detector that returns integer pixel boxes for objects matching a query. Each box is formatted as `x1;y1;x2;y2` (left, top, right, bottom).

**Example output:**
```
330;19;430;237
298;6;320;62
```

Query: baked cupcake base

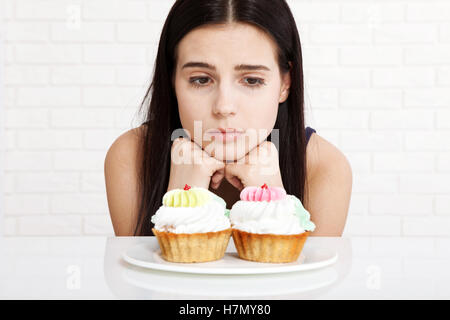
152;228;232;263
232;229;310;263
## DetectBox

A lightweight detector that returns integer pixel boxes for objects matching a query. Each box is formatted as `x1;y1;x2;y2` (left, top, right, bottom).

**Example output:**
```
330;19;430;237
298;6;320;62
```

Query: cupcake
151;184;232;263
229;183;316;263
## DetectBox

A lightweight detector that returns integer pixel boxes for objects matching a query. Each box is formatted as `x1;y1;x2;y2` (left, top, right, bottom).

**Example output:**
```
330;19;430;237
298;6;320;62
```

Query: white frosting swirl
229;197;305;235
151;199;230;234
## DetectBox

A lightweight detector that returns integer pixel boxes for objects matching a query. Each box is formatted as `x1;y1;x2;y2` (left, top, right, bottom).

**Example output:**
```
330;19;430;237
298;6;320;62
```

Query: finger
211;168;225;183
189;141;215;166
248;144;266;165
244;141;276;166
171;137;193;165
182;128;192;141
226;175;244;191
203;139;217;158
200;145;224;165
204;155;226;174
210;169;225;189
224;164;241;188
259;141;279;159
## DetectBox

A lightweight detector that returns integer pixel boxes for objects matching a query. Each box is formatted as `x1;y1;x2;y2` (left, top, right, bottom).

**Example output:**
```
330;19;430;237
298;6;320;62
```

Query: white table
1;236;449;299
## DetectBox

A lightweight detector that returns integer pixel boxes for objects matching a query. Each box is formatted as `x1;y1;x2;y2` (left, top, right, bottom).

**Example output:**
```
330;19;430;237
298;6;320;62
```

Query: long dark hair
134;0;308;236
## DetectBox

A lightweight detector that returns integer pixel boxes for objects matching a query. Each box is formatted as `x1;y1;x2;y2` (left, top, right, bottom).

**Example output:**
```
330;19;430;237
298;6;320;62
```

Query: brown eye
244;77;266;88
189;77;211;88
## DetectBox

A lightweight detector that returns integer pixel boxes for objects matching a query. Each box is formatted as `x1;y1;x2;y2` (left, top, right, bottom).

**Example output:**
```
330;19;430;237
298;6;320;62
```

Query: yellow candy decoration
162;184;211;207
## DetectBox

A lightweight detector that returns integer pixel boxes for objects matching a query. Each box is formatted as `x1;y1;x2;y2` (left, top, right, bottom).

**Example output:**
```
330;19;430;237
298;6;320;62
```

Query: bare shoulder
305;132;352;236
306;132;352;183
105;125;146;166
104;125;147;236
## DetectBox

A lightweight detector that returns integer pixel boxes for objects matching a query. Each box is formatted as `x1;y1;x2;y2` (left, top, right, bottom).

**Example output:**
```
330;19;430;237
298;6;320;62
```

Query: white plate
121;262;339;298
122;240;338;275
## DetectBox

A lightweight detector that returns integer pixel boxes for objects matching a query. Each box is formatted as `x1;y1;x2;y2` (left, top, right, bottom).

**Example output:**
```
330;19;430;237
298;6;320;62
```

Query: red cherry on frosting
183;184;191;191
261;183;268;189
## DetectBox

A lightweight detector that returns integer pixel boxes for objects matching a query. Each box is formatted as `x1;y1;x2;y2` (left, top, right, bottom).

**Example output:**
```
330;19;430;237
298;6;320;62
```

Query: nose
212;81;237;117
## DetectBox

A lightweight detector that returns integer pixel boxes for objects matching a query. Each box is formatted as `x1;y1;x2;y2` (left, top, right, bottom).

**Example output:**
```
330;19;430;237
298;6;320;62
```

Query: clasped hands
167;137;284;192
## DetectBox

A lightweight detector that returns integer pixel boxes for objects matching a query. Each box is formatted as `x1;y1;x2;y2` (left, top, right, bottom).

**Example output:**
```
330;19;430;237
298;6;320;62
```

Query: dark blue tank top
306;127;316;145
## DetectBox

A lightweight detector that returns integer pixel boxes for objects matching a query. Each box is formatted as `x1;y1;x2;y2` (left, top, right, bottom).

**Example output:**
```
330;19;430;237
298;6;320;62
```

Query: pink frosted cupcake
229;183;315;263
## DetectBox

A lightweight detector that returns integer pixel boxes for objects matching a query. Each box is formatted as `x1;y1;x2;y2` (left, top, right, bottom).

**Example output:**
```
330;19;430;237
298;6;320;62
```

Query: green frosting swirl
288;195;316;232
208;190;230;218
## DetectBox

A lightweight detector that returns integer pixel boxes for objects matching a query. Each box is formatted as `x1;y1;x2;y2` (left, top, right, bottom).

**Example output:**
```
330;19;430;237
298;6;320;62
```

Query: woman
104;0;352;236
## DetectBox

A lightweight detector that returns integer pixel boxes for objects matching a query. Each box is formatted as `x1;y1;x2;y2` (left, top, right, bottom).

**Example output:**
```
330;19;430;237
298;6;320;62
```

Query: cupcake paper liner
232;229;310;263
152;228;232;263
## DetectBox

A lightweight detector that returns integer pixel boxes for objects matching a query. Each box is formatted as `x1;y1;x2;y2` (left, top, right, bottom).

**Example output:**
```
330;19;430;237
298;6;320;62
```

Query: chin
204;140;250;162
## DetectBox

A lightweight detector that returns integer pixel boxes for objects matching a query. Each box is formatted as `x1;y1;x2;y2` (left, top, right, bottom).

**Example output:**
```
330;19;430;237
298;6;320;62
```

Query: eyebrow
181;61;271;72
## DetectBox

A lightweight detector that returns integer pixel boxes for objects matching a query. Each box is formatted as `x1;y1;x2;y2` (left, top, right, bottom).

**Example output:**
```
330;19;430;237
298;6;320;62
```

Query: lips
206;127;245;143
216;128;245;134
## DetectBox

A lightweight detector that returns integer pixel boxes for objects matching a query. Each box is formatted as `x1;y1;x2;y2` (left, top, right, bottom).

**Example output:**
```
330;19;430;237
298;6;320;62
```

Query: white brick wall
1;0;449;237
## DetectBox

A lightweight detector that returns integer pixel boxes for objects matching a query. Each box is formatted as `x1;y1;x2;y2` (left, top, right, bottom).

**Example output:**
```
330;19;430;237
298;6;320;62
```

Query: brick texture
1;0;450;236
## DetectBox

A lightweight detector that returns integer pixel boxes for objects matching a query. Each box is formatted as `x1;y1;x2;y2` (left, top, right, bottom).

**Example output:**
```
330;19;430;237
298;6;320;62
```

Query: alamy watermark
366;264;382;290
170;121;280;176
66;264;81;290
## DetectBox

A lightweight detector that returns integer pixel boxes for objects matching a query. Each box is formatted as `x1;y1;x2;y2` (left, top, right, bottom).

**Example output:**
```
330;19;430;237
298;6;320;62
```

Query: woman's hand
167;137;225;191
224;141;284;191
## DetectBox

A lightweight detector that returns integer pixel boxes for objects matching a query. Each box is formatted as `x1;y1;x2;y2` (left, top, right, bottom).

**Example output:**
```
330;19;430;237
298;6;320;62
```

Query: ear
278;61;292;104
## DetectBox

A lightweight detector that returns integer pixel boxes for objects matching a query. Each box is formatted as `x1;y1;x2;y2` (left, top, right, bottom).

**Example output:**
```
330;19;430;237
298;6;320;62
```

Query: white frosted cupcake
151;184;231;263
230;183;315;263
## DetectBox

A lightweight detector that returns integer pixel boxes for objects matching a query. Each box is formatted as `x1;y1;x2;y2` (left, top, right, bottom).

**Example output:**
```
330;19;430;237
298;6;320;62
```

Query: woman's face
173;22;291;161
